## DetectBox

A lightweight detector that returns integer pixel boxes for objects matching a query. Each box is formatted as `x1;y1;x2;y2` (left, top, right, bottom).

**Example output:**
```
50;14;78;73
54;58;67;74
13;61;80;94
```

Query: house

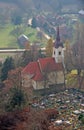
18;34;29;48
78;9;84;22
22;26;65;90
78;10;84;15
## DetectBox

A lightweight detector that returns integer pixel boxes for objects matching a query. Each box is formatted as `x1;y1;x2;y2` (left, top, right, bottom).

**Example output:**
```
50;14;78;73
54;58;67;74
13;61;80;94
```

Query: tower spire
56;26;60;42
54;26;63;48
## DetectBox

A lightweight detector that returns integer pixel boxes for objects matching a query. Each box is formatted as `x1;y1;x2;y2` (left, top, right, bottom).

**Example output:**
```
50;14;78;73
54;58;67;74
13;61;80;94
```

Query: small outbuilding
18;34;29;48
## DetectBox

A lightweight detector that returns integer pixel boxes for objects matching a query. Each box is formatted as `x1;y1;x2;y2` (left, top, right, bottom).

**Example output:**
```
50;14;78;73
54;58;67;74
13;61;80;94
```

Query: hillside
0;0;83;48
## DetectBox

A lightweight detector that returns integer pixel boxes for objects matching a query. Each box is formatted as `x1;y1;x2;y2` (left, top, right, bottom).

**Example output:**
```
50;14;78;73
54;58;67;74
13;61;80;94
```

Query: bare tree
65;23;84;89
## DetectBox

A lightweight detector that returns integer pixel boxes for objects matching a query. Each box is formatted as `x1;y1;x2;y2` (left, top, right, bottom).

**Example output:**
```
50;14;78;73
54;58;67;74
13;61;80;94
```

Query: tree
4;67;28;111
78;114;84;124
65;23;84;89
8;67;22;87
37;31;43;41
64;39;72;72
72;24;84;89
11;14;22;25
32;17;37;28
10;26;25;38
25;42;30;50
46;38;53;57
1;57;15;81
31;43;41;61
5;85;27;111
38;49;45;58
0;8;10;26
20;50;33;67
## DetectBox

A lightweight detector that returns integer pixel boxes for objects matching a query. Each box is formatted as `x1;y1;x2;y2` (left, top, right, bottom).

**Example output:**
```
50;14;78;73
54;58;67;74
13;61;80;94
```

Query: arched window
59;51;61;55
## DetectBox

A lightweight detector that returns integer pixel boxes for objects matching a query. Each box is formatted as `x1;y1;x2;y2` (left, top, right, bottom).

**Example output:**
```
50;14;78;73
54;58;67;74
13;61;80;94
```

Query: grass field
0;24;37;48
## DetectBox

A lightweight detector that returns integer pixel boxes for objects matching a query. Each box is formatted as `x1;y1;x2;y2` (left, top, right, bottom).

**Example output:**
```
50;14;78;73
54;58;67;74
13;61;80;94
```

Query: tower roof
54;26;63;48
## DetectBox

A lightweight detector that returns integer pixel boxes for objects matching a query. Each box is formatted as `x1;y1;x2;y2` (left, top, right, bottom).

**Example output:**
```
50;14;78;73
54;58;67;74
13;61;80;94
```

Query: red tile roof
22;57;63;81
22;61;43;81
33;71;43;81
38;57;63;72
22;61;38;74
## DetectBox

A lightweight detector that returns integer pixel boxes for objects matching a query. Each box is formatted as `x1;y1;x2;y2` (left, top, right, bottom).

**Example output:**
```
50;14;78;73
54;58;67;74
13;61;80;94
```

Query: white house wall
22;74;32;88
22;70;64;90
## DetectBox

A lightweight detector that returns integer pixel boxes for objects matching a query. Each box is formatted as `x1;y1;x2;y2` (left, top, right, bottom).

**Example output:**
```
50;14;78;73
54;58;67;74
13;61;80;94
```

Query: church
22;26;65;90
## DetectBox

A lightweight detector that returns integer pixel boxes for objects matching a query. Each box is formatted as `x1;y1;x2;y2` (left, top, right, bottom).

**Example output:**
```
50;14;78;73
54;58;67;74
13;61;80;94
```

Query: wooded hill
0;0;83;14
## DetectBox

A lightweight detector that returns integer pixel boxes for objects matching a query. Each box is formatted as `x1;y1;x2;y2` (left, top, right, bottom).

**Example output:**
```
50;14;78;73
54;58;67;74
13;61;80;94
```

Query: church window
59;51;61;55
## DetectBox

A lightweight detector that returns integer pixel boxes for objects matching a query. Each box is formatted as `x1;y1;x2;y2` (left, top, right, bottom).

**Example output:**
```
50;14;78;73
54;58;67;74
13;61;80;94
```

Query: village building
22;26;65;90
18;34;29;48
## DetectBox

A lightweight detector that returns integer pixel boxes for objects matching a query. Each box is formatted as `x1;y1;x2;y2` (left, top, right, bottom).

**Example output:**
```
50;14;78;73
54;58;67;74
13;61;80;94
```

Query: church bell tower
52;26;64;64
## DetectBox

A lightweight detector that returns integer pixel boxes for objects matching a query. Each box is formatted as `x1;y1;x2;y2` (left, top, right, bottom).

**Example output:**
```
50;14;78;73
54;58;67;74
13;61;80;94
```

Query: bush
5;86;27;111
78;114;84;124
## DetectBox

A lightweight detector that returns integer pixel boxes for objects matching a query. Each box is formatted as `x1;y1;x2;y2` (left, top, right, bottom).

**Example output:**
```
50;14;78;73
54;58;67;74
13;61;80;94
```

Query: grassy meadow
0;24;37;48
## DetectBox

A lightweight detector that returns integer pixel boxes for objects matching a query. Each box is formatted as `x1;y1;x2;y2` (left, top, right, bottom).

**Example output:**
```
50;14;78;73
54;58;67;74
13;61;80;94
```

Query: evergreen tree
5;86;27;111
11;15;22;25
1;57;15;81
32;17;37;28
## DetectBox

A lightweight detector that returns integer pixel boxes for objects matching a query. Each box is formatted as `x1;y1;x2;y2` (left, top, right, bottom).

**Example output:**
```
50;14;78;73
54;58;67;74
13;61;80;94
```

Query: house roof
22;61;43;81
22;61;39;74
78;10;84;15
18;34;29;45
38;57;63;72
22;57;63;81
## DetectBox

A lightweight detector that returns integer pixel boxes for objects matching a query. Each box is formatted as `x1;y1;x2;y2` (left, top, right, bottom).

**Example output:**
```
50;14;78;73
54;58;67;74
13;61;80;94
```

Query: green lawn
0;25;16;48
0;24;38;48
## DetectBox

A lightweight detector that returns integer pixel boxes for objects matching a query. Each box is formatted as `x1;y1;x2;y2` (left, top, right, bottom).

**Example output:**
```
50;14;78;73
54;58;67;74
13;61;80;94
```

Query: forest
0;0;83;14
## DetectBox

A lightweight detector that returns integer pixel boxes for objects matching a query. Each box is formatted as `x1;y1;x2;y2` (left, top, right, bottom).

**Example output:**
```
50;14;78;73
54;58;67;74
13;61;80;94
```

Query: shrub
5;86;27;111
78;114;84;124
